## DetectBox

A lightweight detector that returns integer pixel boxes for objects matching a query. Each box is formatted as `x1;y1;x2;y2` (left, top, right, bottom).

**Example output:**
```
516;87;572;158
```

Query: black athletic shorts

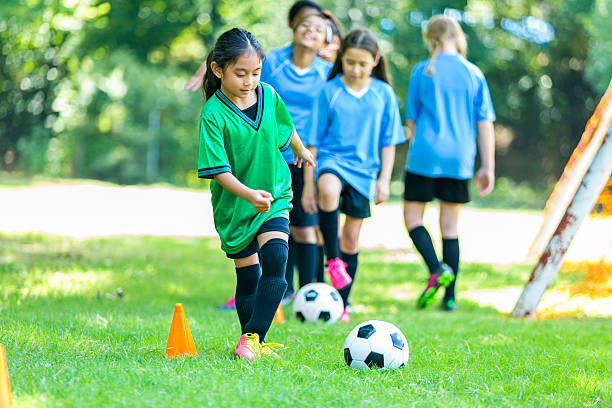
226;217;289;259
403;171;470;204
319;169;371;219
288;164;318;227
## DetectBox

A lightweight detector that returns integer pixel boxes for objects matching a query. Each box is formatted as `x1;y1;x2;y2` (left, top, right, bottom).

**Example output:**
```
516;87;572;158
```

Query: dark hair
202;28;265;100
288;1;323;26
328;29;392;85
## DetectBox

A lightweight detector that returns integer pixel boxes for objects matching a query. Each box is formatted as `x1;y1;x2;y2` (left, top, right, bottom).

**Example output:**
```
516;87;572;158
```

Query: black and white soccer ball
293;283;344;324
343;320;409;370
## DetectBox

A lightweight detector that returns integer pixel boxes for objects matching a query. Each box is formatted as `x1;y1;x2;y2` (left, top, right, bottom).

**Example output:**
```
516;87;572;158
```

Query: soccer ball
293;283;344;324
343;320;409;370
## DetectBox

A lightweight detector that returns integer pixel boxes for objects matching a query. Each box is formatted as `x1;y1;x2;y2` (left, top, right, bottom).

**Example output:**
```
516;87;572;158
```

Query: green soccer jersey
197;82;294;254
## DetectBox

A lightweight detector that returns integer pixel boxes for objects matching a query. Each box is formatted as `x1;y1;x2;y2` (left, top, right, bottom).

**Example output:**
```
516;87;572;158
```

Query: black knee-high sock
243;239;288;342
338;251;358;307
296;242;317;287
285;236;296;295
316;245;325;282
319;209;340;260
235;264;260;333
442;238;460;300
409;226;440;274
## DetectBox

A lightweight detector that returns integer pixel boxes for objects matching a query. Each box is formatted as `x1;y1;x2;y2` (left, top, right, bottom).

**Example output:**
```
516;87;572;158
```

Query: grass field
1;233;609;407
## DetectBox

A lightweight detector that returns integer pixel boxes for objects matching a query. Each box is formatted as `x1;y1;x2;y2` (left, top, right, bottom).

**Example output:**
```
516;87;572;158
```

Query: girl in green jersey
197;28;314;361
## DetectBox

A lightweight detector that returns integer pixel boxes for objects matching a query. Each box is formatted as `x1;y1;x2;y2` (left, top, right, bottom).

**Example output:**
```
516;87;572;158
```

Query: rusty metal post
528;83;612;260
512;129;612;317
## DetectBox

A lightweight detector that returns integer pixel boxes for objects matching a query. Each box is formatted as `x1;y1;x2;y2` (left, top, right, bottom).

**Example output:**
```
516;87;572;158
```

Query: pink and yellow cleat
235;333;261;361
326;258;351;290
235;333;284;361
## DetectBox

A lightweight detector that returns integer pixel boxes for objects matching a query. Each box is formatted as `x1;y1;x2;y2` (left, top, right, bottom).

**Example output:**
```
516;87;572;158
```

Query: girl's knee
340;232;360;253
404;213;423;231
291;226;317;243
259;238;289;279
233;253;259;268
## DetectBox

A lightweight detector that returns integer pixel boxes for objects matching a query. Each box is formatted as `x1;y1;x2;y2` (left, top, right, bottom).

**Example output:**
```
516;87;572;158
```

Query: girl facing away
303;29;406;322
404;15;496;311
197;28;314;360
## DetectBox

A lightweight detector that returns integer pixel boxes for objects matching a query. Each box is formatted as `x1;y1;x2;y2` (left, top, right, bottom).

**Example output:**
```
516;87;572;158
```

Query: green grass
0;234;609;407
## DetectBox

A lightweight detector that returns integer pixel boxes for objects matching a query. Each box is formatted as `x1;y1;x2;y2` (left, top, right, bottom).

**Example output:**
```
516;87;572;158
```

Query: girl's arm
289;129;316;168
301;146;318;214
184;61;207;91
213;172;272;213
405;119;415;141
474;120;495;197
375;145;395;205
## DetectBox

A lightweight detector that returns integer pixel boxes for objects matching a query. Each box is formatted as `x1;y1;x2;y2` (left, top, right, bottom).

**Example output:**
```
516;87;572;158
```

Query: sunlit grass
0;233;610;407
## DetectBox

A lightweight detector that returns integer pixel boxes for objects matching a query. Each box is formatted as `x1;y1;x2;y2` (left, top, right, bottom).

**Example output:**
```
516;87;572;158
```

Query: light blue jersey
261;45;332;163
306;76;405;200
405;54;496;179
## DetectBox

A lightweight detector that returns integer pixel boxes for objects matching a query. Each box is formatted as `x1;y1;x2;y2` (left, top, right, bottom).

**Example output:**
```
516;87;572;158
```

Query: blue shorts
288;164;318;227
225;217;290;259
319;169;371;219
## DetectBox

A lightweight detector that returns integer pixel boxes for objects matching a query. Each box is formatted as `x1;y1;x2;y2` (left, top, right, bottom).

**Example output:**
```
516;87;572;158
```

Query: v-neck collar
340;76;371;99
215;83;264;131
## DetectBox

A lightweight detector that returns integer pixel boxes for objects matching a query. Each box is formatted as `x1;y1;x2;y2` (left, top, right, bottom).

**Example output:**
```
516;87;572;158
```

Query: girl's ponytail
372;53;392;85
203;50;221;100
427;43;439;76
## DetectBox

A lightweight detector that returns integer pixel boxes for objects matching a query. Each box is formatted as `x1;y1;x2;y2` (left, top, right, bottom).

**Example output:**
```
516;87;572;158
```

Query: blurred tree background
0;0;610;189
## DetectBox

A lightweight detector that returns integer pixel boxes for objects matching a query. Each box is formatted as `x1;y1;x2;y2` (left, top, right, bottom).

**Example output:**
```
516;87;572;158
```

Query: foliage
1;233;610;406
466;176;552;210
0;0;607;188
585;0;612;94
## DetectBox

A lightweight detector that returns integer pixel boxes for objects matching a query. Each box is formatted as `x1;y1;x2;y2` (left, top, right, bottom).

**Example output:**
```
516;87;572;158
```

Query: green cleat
441;298;457;312
417;263;455;309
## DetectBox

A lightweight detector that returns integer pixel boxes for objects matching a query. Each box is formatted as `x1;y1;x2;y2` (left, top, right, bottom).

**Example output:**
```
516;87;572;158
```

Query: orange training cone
273;304;285;324
0;344;12;408
165;303;198;359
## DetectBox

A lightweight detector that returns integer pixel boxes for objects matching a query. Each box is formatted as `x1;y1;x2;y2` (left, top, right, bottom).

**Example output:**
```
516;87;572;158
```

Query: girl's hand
249;190;273;213
183;74;203;91
292;145;316;168
474;167;495;197
374;179;390;205
301;183;318;214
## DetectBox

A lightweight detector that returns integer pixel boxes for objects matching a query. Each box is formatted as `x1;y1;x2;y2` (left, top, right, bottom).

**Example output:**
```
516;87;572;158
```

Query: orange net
592;177;612;216
538;242;612;319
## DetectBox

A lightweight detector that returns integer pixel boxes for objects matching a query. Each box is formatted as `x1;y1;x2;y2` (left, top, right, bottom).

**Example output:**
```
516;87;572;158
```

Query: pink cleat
217;296;236;310
339;308;350;323
326;258;352;290
235;333;261;361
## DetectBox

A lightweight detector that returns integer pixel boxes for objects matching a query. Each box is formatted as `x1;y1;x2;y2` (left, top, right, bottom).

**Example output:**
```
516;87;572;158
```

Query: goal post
512;127;612;317
528;82;612;260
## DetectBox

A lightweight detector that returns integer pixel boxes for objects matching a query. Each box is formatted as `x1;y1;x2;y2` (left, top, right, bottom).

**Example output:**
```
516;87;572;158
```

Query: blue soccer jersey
261;45;332;163
405;53;496;179
306;76;406;200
